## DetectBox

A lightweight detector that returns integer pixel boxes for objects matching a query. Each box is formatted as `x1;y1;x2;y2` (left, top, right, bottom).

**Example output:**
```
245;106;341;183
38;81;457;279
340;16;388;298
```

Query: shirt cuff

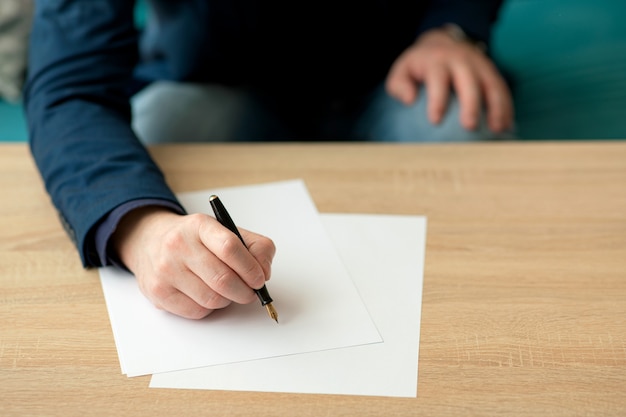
94;199;185;268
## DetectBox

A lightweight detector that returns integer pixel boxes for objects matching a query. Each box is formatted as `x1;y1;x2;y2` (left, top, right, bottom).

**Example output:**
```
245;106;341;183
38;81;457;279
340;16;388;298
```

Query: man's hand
110;206;276;319
385;27;513;133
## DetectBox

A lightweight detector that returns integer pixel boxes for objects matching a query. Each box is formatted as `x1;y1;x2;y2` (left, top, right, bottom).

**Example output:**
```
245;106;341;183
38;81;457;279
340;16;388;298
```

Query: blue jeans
131;81;513;144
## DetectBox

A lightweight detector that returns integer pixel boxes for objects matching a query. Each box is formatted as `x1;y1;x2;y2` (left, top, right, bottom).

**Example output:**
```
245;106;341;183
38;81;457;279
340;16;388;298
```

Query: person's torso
138;0;426;97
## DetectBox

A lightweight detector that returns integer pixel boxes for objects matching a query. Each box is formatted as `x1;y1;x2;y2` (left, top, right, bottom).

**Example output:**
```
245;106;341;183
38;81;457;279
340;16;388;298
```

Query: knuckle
197;288;220;308
219;234;243;258
146;279;174;301
139;265;177;302
199;291;231;310
250;235;276;257
242;262;261;283
161;229;185;253
209;268;236;294
150;260;178;289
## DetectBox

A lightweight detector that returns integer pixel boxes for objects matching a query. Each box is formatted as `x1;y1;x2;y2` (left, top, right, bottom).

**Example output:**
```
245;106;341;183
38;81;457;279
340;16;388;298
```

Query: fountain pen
209;194;279;323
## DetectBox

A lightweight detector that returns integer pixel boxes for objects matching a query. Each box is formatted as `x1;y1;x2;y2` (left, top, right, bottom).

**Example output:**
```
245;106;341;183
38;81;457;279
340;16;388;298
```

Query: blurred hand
111;206;276;319
385;27;513;133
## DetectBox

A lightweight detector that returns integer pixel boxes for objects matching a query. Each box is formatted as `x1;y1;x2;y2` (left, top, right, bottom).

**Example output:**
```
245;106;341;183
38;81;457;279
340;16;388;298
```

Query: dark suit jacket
24;0;503;267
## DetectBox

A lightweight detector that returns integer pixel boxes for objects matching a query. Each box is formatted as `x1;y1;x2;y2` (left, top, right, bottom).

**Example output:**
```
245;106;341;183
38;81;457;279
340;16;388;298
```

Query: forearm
24;0;182;267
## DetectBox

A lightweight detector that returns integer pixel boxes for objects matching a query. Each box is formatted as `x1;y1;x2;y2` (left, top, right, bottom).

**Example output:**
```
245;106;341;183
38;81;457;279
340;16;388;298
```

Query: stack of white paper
99;179;426;397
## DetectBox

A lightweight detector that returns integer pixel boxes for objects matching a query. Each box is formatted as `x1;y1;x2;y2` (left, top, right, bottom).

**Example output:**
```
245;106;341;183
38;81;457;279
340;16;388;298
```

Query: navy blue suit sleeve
419;0;504;49
24;0;183;267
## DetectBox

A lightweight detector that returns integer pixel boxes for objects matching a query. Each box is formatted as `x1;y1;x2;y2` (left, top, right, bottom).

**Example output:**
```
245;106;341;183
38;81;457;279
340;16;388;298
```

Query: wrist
110;206;181;270
440;23;487;53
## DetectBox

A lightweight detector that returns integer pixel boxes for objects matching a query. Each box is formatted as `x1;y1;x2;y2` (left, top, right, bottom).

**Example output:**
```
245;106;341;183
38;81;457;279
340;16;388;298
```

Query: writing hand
110;206;276;319
385;27;514;133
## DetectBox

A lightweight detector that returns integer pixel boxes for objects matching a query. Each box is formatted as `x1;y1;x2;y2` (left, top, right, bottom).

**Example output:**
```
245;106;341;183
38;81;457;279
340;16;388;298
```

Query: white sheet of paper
99;180;381;377
150;213;426;398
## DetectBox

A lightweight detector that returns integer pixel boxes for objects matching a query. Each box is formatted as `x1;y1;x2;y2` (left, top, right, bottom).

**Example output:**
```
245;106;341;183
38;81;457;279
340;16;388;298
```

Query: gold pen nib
265;303;279;323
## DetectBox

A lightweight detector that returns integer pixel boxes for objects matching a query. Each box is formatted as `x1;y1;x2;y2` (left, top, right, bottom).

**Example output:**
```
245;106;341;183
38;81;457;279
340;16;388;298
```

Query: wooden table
2;141;626;416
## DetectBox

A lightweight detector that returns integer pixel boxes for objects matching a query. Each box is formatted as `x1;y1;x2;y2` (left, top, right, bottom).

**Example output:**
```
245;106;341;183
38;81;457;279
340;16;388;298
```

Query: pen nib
265;303;279;323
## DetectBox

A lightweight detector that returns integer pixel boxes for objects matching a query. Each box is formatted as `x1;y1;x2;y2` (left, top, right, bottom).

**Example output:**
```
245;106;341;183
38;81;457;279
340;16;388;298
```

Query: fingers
385;56;420;105
385;28;514;134
138;248;251;320
173;271;233;311
119;209;276;320
449;61;481;131
241;228;276;282
198;218;273;290
451;58;514;133
424;63;450;125
479;65;514;133
160;291;214;320
185;245;259;305
137;269;219;320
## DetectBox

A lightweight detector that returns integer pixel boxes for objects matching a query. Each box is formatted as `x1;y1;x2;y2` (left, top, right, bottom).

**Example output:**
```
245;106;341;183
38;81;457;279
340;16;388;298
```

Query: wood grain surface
2;141;625;416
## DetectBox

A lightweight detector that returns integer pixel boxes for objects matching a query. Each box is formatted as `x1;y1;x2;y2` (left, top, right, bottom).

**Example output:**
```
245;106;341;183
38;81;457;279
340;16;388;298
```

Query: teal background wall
491;0;626;139
0;99;27;142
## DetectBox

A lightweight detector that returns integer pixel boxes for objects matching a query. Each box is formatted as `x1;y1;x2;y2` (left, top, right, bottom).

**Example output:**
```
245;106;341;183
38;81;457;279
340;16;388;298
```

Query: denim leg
131;81;245;144
131;81;298;143
353;83;514;142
